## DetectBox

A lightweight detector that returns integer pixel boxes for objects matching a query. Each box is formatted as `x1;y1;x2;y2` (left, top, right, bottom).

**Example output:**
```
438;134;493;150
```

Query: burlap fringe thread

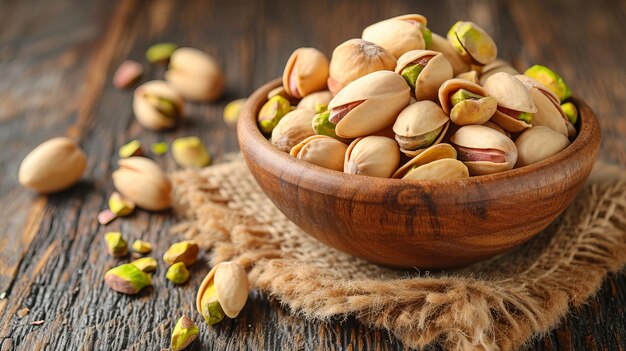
171;158;626;351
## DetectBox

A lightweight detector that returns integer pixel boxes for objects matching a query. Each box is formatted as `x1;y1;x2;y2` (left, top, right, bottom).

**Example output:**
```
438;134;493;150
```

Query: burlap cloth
170;156;626;350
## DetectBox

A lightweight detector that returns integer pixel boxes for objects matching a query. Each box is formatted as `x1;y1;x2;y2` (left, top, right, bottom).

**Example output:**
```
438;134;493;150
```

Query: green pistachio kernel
399;124;444;150
145;42;177;63
151;142;168;155
166;262;190;284
400;63;425;90
524;65;571;101
518;112;533;123
561;102;578;124
145;94;178;118
421;25;432;49
258;95;291;134
312;110;340;140
450;89;484;106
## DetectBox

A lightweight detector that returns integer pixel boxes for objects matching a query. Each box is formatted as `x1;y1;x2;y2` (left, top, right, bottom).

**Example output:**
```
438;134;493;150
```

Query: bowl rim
238;78;601;201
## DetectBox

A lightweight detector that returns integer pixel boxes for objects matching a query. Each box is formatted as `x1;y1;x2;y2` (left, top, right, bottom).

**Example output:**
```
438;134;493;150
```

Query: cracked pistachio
104;232;128;257
131;240;152;255
290;135;349;172
282;47;329;99
393;143;469;180
561;102;578;125
297;91;332;113
438;78;497;126
112;156;172;211
171;315;199;351
224;98;247;128
146;42;177;63
328;39;397;95
483;72;536;133
104;263;152;295
165;47;224;102
516;75;569;137
133;80;183;130
258;95;292;134
172;136;212;168
447;21;497;65
166;262;190;284
312;110;344;141
328;71;410;138
163;241;199;266
428;33;471;76
130;257;157;273
524;64;571;102
344;136;400;178
362;14;430;58
118;140;143;158
108;191;135;217
196;261;249;325
450;125;518;175
271;109;316;153
392;100;449;157
395;50;453;101
515;126;570;167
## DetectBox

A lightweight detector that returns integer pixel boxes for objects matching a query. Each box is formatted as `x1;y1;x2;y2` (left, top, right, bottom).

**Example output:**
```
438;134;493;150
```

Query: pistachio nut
515;75;568;137
118;140;143;158
362;14;430;58
450;125;518;175
108;191;135;217
151;142;168;155
297;91;333;113
171;315;199;351
131;240;152;255
104;232;128;257
196;261;249;325
165;47;224;102
112;156;172;211
311;110;345;141
18;137;87;194
133;80;184;130
392;100;450;157
166;262;190;284
271;109;316;153
328;39;397;95
561;102;578;125
223;98;247;128
395;50;453;101
290;135;348;171
479;59;519;85
344;136;400;178
130;257;157;273
438;78;497;126
428;33;471;76
172;136;212;168
455;70;479;84
392;143;467;181
258;95;292;134
515;126;570;167
266;86;300;105
113;60;143;89
447;21;497;65
163;240;199;266
483;72;536;132
145;42;177;63
282;47;329;99
481;120;510;137
104;263;152;295
524;64;571;101
328;70;410;138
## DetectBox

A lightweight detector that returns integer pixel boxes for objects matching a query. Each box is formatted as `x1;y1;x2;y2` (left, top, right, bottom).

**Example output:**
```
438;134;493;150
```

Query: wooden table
1;0;625;349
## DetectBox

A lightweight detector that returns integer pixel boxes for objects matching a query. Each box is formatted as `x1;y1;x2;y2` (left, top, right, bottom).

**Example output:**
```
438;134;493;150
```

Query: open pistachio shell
395;50;453;101
344;136;400;178
296;91;333;112
403;159;469;181
515;75;568;137
290;135;348;171
392;143;456;178
447;21;497;65
271;109;316;153
282;48;329;99
483;72;536;132
328;39;397;96
133;80;184;130
438;78;497;126
328;71;410;138
515;126;570;167
428;33;471;76
450;125;517;175
196;262;249;320
361;14;429;58
481;120;510;137
479;59;519;85
456;70;479;84
392;100;449;156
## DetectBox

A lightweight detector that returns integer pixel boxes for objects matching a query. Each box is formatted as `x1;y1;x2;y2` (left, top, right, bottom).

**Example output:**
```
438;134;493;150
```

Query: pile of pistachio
259;15;578;180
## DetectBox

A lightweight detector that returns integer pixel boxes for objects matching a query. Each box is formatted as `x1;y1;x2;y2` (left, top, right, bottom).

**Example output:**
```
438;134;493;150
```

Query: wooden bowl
237;79;601;269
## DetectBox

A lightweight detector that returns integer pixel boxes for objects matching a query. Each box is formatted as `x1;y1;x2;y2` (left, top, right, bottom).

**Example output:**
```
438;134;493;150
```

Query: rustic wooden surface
0;0;624;350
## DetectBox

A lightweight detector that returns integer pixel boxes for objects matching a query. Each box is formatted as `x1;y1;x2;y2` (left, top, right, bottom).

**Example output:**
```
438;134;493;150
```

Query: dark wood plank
0;0;624;350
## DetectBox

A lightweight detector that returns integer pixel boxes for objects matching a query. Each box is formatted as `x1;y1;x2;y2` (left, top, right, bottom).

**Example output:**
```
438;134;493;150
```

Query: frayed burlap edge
170;158;626;351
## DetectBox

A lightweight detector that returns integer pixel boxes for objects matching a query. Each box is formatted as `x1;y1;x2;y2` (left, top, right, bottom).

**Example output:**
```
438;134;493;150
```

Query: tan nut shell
133;80;184;130
515;126;570;167
282;48;329;98
403;159;469;181
328;39;397;95
344;136;400;178
112;157;172;211
196;261;249;319
483;72;536;132
271;109;316;153
165;47;224;102
481;120;510;137
429;33;471;76
18;137;87;193
296;91;333;111
450;125;518;175
392;143;456;178
455;70;479;84
328;70;410;138
395;50;453;101
515;75;568;137
290;135;348;171
392;100;449;156
438;78;497;126
362;14;428;58
479;59;519;85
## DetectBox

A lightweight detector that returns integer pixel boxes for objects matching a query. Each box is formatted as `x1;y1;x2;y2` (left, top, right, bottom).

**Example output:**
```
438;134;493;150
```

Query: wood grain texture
0;0;624;349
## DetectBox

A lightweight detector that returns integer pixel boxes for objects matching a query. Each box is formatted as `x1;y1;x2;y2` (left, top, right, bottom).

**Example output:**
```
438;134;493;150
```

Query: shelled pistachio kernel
131;240;152;255
163;241;199;266
166;262;190;284
258;95;292;134
561;102;578;124
130;257;158;273
108;191;135;217
104;263;152;294
113;60;143;89
524;64;571;101
104;232;128;257
171;315;199;351
224;98;247;128
119;140;143;158
151;142;168;155
172;136;211;168
312;110;338;139
146;42;177;63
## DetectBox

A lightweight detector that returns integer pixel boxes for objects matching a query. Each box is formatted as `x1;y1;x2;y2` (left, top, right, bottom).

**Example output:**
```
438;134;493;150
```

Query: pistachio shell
481;120;510;137
18;137;87;194
479;59;519;85
328;71;410;138
165;47;224;102
392;143;456;178
515;75;568;137
392;100;449;153
447;21;497;65
328;39;397;95
438;78;497;125
362;14;428;58
515;126;570;167
524;64;571;101
403;159;469;180
282;48;329;98
395;50;453;101
133;80;184;130
290;135;348;171
344;136;400;178
296;91;333;112
483;72;537;113
450;125;517;175
455;70;479;84
112;157;171;211
196;262;249;320
428;33;471;76
271;109;316;153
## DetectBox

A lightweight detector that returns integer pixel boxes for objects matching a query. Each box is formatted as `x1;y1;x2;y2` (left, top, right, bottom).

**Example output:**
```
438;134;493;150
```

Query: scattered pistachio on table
104;232;128;257
223;98;247;128
104;263;152;295
108;191;135;217
130;257;158;273
146;42;177;63
118;140;143;158
172;136;211;168
133;80;184;130
113;60;143;89
196;261;249;325
165;47;224;102
131;240;152;255
163;241;199;266
112;156;172;211
166;262;190;284
97;209;117;225
171;315;199;351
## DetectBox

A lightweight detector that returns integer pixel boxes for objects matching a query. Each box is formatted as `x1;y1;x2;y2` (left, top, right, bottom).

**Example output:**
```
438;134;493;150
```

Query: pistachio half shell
447;21;497;65
165;47;224;102
271;109;316;153
196;261;250;323
455;70;479;84
515;75;568;137
438;78;497;126
483;72;536;132
344;136;400;178
395;50;453;101
296;91;333;112
112;157;172;211
133;80;184;130
392;143;458;178
328;71;410;138
290;135;348;171
450;125;518;175
403;158;469;181
362;14;430;58
393;100;449;157
515;126;570;167
282;47;329;98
